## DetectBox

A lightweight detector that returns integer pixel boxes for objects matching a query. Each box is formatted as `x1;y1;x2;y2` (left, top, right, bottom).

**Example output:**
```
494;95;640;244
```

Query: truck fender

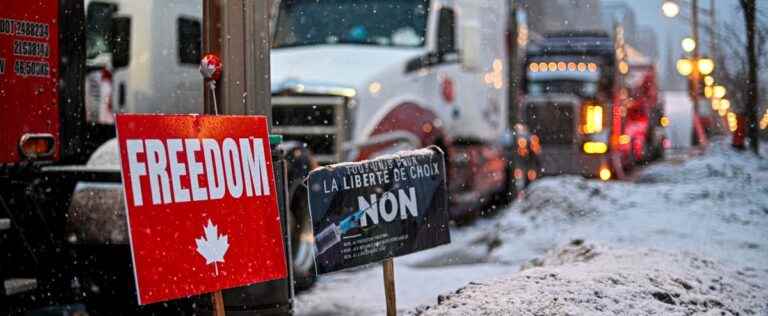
355;102;447;161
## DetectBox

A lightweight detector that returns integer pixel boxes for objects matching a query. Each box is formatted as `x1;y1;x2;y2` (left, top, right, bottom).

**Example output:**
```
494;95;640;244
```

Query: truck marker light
583;142;607;154
514;168;524;180
619;61;630;74
422;122;433;134
619;134;631;145
19;133;54;159
530;135;541;154
527;170;537;182
517;137;527;149
599;168;611;181
368;81;382;95
660;116;670;127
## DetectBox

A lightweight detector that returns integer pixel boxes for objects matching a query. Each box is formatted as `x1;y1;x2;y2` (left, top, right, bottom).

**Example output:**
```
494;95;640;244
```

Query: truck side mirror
110;16;131;69
460;22;482;71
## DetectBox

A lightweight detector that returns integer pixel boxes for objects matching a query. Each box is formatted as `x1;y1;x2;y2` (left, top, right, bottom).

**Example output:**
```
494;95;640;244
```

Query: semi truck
270;0;540;214
624;46;666;163
2;1;296;314
522;30;633;180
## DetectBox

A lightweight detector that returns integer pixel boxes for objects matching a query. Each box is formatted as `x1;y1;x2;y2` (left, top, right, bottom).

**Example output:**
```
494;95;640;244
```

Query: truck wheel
288;182;316;290
281;144;317;290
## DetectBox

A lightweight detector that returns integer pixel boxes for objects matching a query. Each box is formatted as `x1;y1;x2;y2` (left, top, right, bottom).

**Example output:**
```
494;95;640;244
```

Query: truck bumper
539;145;608;178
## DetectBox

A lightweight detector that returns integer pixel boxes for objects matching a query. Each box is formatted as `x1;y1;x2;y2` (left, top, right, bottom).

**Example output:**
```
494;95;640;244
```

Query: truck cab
523;31;629;179
271;0;534;216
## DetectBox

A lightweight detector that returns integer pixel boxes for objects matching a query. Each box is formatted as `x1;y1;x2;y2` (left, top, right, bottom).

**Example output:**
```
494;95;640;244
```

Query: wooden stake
383;258;396;316
212;290;226;316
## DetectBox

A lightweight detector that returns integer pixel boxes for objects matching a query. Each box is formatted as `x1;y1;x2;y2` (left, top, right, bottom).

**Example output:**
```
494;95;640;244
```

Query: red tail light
100;68;114;112
19;133;55;159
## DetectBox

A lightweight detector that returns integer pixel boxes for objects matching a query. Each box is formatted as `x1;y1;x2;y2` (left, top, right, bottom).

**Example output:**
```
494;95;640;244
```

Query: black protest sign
308;146;450;274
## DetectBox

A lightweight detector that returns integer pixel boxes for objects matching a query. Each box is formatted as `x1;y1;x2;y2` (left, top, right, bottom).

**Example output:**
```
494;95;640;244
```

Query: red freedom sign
116;114;287;305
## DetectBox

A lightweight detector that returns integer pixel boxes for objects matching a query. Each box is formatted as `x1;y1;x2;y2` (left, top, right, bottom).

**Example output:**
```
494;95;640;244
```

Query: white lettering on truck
126;137;270;206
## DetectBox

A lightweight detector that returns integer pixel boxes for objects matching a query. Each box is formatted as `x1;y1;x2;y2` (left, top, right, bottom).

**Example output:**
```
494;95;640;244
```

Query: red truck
624;49;666;163
1;1;93;314
2;2;298;314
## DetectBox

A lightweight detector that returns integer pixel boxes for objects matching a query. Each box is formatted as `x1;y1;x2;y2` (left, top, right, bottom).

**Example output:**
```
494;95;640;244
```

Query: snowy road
294;141;768;315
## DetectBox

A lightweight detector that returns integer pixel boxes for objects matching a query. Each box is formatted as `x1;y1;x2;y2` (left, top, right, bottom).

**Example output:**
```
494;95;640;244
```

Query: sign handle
212;290;226;316
383;258;397;316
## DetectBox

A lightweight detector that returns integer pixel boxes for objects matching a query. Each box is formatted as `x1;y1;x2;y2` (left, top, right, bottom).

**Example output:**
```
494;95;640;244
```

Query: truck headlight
582;103;603;134
583;141;608;154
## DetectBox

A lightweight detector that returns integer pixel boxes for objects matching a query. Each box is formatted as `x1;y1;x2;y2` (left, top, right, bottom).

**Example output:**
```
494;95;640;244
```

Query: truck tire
280;143;317;290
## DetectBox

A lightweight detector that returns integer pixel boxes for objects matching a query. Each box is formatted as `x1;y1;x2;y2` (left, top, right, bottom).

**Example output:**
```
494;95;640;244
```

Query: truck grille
525;102;576;145
271;95;347;164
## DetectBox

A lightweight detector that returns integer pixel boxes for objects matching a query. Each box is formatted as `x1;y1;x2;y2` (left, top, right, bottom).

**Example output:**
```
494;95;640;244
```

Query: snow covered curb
415;242;768;315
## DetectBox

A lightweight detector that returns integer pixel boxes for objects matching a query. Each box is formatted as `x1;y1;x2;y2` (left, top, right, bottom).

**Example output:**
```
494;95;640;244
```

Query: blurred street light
704;75;715;86
727;112;738;132
698;58;714;75
663;1;680;17
676;58;693;76
713;85;727;98
719;99;730;110
682;37;696;52
704;86;713;98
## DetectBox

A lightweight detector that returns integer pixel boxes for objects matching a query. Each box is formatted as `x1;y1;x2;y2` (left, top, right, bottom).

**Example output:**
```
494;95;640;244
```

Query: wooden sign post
383;258;397;316
212;290;226;316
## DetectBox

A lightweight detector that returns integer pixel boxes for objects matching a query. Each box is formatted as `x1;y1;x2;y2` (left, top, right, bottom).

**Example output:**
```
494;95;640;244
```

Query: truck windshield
86;2;118;59
273;0;430;48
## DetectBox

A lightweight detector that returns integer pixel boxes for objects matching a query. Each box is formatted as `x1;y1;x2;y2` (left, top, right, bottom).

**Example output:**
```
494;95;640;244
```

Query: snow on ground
295;142;768;315
416;242;768;315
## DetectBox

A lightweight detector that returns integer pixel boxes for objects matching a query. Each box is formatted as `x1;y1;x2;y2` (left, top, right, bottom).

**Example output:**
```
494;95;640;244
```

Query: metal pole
203;0;272;118
691;0;699;116
709;0;716;62
202;1;293;314
202;0;221;115
690;0;708;146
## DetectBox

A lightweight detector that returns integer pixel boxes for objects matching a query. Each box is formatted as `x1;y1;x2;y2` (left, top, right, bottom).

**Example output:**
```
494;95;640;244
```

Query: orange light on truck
527;170;538;182
583;104;603;134
660;116;670;127
530;135;541;154
19;133;55;159
583;142;608;154
599;168;612;181
619;134;631;145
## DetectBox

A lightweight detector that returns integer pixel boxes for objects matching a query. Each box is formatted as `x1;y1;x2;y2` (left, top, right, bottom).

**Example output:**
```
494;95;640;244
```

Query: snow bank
412;141;768;314
416;242;768;315
638;141;768;184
